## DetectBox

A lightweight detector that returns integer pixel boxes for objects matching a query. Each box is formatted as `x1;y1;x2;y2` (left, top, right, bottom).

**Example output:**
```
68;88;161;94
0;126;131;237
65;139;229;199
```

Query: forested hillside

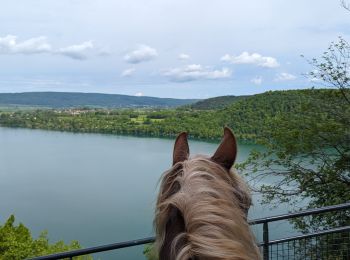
0;92;198;108
188;95;248;110
0;89;339;141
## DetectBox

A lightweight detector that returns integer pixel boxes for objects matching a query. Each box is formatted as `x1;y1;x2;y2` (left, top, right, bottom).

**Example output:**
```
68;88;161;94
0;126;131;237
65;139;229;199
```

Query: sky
0;0;349;98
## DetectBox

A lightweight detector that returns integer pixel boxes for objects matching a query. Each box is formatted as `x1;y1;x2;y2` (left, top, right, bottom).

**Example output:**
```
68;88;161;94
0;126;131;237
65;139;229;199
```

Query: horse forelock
155;156;261;260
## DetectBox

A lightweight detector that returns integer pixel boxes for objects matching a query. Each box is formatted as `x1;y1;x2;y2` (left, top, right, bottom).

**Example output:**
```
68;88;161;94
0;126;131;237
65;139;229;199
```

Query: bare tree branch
341;0;350;11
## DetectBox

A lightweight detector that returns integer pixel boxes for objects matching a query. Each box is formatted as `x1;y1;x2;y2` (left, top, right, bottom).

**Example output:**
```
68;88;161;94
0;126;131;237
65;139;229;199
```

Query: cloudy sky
0;0;349;98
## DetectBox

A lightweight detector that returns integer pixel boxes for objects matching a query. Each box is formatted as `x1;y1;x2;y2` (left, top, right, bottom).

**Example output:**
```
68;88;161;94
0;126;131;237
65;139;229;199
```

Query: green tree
143;244;158;260
240;37;350;232
0;215;91;260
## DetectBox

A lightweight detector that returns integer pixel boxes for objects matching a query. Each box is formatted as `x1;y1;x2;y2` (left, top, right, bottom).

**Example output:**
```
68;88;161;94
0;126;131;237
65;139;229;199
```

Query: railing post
263;222;269;260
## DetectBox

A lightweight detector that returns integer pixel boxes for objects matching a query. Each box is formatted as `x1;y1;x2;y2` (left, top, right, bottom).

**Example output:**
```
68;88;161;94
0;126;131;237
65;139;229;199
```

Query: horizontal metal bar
27;237;155;260
257;226;350;246
250;202;350;225
28;202;350;260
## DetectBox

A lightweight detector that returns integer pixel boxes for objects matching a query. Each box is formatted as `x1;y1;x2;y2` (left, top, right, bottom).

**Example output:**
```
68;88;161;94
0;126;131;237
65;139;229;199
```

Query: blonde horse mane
154;128;261;260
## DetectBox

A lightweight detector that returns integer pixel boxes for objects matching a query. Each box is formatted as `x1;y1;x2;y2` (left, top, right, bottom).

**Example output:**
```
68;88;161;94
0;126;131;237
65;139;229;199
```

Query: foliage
143;243;158;260
0;215;91;260
187;95;247;110
0;89;338;143
305;36;350;102
239;37;350;233
0;92;197;108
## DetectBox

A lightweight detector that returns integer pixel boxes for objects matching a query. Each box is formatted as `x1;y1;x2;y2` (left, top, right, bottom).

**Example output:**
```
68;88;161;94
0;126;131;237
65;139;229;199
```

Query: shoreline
0;125;258;145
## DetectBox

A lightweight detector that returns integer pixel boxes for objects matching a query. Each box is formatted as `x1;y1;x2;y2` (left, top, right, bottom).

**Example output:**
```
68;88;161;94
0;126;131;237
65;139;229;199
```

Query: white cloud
57;41;94;60
121;68;136;77
309;77;321;82
251;76;263;85
134;92;143;97
274;72;297;81
124;44;158;64
97;47;111;56
0;35;51;54
178;53;190;61
0;35;98;60
221;52;279;68
163;64;232;82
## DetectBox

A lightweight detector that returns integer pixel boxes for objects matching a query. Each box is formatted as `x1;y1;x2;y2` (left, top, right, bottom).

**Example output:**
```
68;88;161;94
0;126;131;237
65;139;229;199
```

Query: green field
0;89;344;142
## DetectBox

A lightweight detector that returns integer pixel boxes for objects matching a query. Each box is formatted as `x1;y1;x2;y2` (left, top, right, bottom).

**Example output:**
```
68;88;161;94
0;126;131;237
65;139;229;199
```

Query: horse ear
211;127;237;170
173;132;189;165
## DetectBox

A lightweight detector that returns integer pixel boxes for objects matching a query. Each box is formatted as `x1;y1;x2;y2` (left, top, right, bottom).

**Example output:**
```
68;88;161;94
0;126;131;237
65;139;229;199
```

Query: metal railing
28;202;350;260
250;203;350;259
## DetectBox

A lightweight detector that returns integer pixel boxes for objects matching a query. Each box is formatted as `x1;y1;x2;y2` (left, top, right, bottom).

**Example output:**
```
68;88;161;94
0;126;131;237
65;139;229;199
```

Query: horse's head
155;127;261;260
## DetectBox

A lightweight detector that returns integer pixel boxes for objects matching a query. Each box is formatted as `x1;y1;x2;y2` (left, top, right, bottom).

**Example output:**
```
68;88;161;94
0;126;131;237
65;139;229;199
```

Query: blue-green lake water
0;127;296;259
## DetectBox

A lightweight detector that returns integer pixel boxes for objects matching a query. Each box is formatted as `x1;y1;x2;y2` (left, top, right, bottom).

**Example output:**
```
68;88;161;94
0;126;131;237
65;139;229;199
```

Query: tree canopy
0;215;91;260
240;37;350;232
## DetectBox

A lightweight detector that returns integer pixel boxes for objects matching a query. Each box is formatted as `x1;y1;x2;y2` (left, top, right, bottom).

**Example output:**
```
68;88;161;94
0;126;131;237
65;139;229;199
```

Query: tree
240;37;350;232
341;0;350;11
306;37;350;104
0;215;92;260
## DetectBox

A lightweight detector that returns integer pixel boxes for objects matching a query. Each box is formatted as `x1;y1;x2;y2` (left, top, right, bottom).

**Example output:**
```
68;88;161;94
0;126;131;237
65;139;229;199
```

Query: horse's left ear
173;132;189;165
211;127;237;170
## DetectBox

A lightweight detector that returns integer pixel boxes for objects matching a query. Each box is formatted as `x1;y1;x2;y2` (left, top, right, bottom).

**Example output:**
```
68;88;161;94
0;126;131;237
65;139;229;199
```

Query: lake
0;127;295;259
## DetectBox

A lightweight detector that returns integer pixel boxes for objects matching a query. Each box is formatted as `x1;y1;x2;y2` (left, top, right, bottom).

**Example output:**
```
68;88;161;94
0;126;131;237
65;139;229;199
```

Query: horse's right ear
173;132;189;165
211;127;237;170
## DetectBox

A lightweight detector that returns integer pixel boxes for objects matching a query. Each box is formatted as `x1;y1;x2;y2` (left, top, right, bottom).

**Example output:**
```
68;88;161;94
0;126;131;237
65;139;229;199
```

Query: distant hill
0;89;341;141
0;92;198;108
189;95;249;110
